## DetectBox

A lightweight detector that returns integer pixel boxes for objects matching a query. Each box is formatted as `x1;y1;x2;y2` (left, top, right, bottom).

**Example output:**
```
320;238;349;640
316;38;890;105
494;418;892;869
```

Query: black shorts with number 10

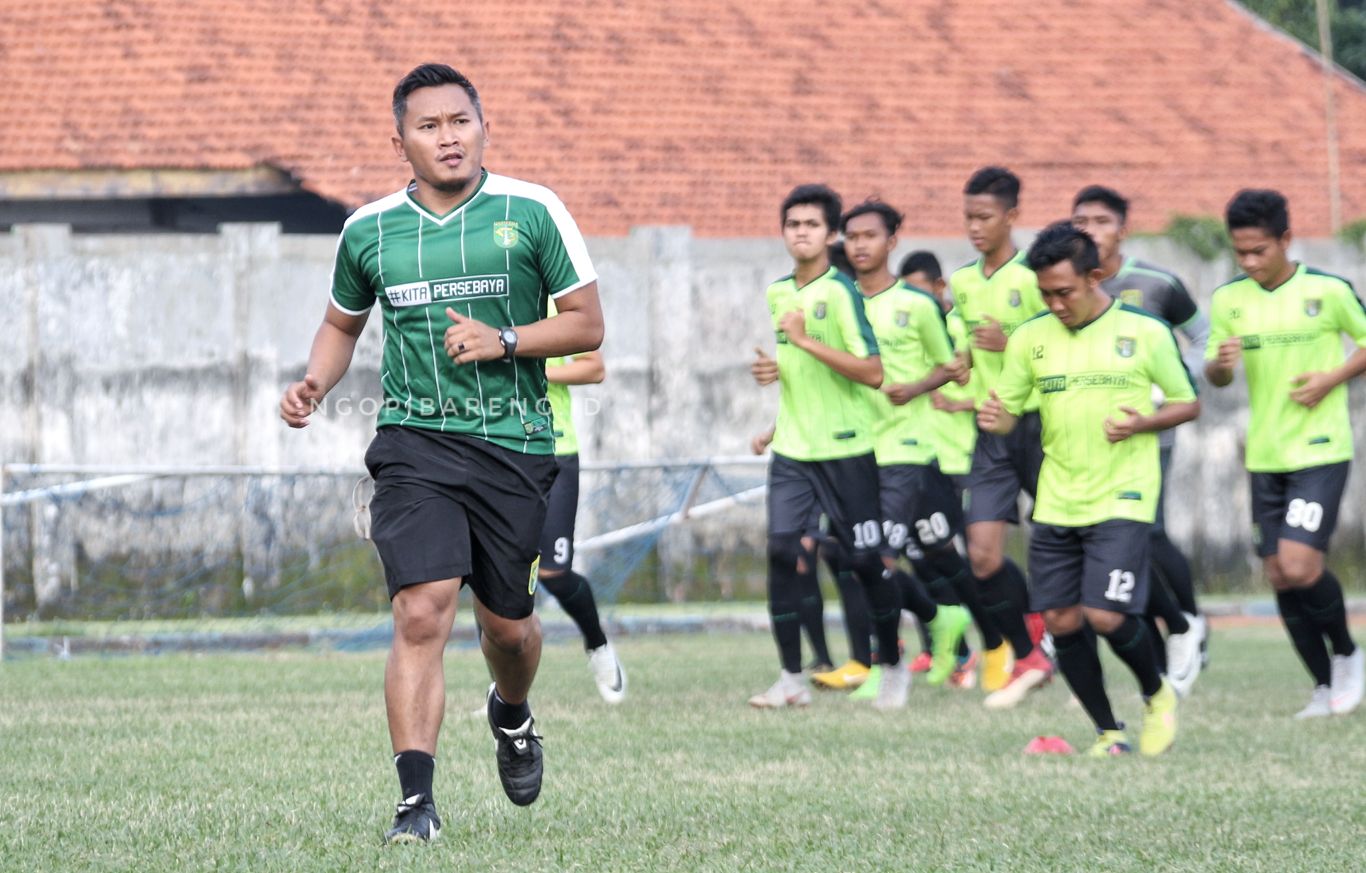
769;452;883;555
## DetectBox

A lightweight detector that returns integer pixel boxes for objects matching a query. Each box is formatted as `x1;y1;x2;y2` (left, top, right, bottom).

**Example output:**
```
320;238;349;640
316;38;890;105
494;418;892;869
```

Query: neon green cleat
1086;729;1132;758
848;665;883;701
926;605;972;686
1139;679;1178;757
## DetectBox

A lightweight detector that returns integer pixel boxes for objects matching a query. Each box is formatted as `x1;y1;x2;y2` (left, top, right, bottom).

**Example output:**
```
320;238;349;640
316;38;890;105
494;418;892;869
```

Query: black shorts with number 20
364;425;559;619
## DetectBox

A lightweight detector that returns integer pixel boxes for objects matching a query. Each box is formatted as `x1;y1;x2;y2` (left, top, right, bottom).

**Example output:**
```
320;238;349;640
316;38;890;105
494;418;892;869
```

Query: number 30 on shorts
1285;499;1323;533
1104;569;1136;604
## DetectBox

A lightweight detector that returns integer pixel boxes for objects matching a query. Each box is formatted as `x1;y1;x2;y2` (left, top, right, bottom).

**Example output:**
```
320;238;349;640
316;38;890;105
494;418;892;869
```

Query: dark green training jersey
997;302;1197;527
330;172;596;454
1206;264;1366;473
767;267;880;461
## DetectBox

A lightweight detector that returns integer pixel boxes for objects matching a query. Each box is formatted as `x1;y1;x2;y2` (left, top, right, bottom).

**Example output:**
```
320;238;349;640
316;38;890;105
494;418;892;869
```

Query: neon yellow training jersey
544;300;580;457
1206;264;1366;473
996;302;1197;527
862;281;956;466
949;250;1046;411
767;267;880;461
931;308;979;476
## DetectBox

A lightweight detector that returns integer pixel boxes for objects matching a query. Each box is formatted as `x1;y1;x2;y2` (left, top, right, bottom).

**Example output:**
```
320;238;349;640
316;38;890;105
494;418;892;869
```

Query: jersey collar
1257;262;1304;293
1070;296;1117;332
403;170;489;225
977;247;1023;280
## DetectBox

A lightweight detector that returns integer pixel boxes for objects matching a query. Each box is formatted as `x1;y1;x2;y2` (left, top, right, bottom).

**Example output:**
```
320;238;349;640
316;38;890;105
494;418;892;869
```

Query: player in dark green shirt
1072;185;1208;696
1204;189;1365;718
279;64;604;838
748;184;905;711
981;223;1198;756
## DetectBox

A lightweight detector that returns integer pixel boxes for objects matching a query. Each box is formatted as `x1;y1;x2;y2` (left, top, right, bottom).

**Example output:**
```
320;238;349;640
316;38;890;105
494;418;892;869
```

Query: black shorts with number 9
538;453;580;572
1249;461;1349;558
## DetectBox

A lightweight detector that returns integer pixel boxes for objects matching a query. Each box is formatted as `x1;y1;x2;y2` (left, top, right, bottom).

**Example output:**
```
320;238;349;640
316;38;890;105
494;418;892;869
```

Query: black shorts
1028;520;1152;615
769;452;883;555
964;412;1043;526
1249;462;1350;558
1152;445;1173;536
364;426;559;619
538;453;580;573
879;462;964;559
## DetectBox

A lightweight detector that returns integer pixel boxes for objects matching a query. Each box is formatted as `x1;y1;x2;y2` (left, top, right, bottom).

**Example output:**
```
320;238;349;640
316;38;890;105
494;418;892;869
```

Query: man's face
1037;260;1105;328
843;213;894;277
782;205;836;261
1071;201;1126;264
964;194;1015;254
391;84;489;195
1230;226;1293;289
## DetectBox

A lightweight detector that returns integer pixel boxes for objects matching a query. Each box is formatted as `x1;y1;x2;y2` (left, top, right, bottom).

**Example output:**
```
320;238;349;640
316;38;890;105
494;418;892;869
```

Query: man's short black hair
898;250;943;282
1026;221;1101;276
964;166;1021;210
1226;189;1290;238
393;63;483;132
840;199;903;235
781;184;842;233
1072;185;1129;223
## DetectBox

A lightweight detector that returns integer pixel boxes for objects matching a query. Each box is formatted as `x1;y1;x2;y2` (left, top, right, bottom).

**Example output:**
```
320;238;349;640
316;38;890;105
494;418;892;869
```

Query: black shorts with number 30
364;425;559;619
1249;461;1350;558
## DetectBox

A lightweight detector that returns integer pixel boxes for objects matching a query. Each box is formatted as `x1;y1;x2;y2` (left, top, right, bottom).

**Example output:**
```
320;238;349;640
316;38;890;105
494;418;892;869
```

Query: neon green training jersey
331;171;596;454
862;281;955;466
543;298;579;457
1206;264;1366;473
949;250;1046;411
931;308;978;476
996;302;1197;527
767;267;880;461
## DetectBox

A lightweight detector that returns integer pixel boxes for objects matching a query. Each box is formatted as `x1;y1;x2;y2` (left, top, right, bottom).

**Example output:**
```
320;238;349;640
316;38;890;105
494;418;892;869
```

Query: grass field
2;621;1364;872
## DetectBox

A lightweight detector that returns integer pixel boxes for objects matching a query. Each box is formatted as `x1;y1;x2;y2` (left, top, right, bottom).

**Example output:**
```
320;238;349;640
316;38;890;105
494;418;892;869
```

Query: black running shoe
487;685;543;806
384;793;441;844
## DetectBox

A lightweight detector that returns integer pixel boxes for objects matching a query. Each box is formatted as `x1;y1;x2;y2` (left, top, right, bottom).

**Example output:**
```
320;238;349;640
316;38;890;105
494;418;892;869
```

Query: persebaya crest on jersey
1116;336;1136;358
494;220;520;249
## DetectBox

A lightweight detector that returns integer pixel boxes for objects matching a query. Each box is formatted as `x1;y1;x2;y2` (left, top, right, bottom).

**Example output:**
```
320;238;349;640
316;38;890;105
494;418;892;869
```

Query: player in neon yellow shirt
980;223;1197;756
1205;189;1365;718
748;184;904;711
950;167;1052;706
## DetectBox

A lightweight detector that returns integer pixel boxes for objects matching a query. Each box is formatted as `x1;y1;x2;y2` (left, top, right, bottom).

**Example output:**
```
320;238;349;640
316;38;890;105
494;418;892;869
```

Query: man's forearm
1137;399;1200;433
306;320;363;397
516;308;604;357
796;339;882;387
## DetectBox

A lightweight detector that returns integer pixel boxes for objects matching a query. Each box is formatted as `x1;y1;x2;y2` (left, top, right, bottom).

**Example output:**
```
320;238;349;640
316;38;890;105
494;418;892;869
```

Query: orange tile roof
3;0;1364;236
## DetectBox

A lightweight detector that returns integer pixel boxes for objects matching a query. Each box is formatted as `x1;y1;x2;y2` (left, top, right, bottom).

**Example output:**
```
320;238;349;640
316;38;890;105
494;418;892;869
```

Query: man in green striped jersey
841;201;971;704
980;223;1197;756
1072;185;1209;696
1205;189;1365;719
950;167;1053;708
279;64;603;840
748;184;905;711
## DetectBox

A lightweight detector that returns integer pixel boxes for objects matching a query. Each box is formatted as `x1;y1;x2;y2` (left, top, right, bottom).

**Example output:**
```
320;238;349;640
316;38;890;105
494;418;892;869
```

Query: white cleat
1294;686;1333;720
748;671;812;709
588;642;627;705
872;661;911;711
1329;647;1364;715
1166;612;1204;698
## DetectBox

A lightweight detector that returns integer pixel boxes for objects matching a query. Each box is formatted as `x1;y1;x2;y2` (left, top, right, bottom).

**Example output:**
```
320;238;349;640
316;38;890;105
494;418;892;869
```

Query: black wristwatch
497;327;518;362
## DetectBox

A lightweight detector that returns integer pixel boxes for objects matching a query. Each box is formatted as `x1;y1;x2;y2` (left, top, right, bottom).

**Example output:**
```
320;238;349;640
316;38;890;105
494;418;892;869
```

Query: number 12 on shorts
1105;569;1136;604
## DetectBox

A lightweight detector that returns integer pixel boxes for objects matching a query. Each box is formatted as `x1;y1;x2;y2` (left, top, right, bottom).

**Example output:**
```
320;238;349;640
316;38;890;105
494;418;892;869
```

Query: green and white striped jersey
331;171;596;454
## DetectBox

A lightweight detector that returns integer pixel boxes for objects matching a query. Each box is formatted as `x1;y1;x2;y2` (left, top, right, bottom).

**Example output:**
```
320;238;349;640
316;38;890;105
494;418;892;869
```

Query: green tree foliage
1241;0;1366;81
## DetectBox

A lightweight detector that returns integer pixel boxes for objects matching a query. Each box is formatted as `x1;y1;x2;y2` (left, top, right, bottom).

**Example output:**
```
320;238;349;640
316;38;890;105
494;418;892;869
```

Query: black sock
394;750;435;801
890;568;937;625
1276;589;1332;686
854;558;903;668
1144;615;1168;673
1053;630;1119;732
767;537;804;674
489;688;531;730
914;553;963;606
915;617;932;654
1100;615;1163;698
1145;574;1189;635
795;546;832;666
952;568;1003;650
538;570;608;650
828;558;872;667
1150;531;1198;615
977;561;1033;658
1298;571;1357;657
957;636;971;658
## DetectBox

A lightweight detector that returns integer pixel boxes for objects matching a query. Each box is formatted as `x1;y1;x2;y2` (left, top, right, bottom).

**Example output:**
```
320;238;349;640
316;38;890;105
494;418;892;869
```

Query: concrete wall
1;223;1363;585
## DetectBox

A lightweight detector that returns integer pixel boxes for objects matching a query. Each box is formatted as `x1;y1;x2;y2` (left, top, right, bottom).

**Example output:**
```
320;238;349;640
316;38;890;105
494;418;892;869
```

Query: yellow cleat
981;643;1013;693
1086;729;1132;758
811;659;871;690
1139;679;1178;757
